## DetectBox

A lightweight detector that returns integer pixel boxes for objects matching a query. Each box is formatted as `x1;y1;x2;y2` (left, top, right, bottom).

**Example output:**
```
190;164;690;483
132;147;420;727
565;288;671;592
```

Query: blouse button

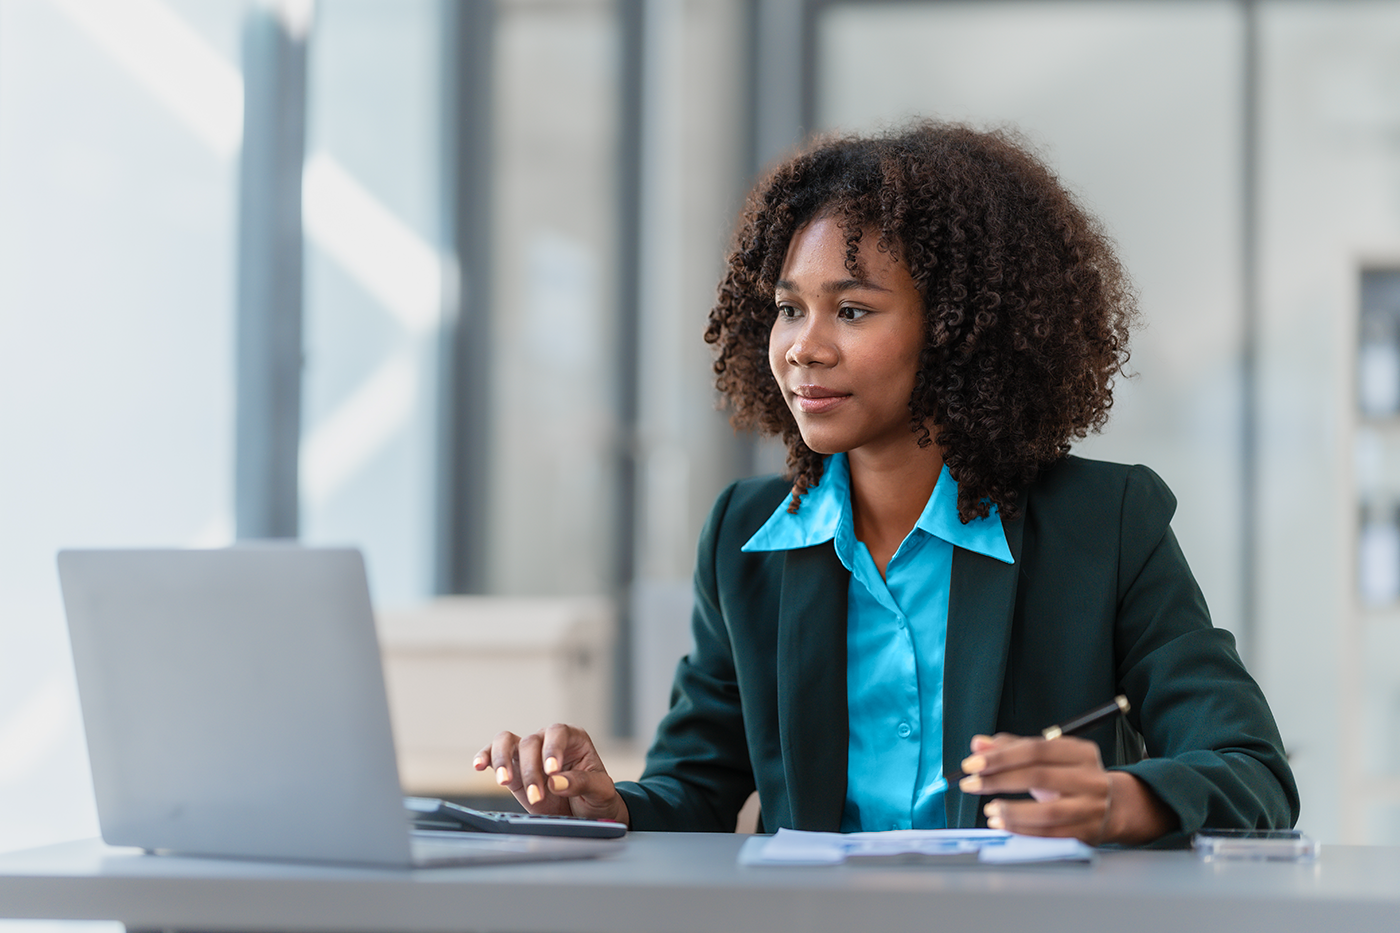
897;722;913;739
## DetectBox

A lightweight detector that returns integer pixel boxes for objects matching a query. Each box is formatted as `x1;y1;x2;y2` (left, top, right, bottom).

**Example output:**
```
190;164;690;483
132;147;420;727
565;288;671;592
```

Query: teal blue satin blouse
742;453;1013;831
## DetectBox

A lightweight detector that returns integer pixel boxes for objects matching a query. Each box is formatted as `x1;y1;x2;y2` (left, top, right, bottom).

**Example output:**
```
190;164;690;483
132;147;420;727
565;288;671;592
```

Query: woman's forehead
778;216;905;285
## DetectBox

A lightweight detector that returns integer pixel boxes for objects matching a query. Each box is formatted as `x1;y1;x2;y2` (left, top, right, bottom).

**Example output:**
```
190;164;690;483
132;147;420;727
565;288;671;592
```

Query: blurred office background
4;0;1400;874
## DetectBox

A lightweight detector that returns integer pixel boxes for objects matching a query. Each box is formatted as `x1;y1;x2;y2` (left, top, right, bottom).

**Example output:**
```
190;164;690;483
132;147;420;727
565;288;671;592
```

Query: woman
476;121;1299;845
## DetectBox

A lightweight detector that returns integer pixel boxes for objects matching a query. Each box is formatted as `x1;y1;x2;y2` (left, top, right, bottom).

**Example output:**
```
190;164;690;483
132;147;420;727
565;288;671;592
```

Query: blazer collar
943;503;1026;828
775;543;849;831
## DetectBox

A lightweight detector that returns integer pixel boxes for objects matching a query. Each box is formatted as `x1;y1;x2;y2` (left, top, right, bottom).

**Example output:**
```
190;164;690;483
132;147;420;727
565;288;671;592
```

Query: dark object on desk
406;796;628;838
945;695;1131;783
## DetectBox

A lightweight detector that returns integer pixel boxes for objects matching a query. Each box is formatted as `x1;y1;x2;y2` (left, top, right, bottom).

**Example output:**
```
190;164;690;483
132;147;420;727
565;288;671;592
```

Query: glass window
0;0;242;869
300;0;445;606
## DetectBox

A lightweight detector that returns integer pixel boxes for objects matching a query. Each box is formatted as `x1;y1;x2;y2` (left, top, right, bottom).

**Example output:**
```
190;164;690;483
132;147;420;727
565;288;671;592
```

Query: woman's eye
838;306;869;321
776;303;801;319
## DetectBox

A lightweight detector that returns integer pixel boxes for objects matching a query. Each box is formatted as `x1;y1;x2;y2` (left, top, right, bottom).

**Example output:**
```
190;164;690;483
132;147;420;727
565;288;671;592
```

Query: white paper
738;827;1094;866
976;833;1095;863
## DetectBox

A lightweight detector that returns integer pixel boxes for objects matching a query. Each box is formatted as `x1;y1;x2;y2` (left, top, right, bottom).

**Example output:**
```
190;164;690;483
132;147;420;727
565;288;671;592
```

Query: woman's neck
847;440;945;579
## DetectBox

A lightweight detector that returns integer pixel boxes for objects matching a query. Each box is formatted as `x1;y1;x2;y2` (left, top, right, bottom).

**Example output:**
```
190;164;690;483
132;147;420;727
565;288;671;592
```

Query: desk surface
1;834;1396;933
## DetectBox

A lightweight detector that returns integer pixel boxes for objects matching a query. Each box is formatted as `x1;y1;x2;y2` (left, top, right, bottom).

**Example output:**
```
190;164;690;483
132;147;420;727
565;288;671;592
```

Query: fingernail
961;755;986;773
495;766;509;785
472;755;484;769
545;757;559;774
959;775;983;792
526;784;543;805
987;816;1004;830
549;774;569;792
985;801;1002;818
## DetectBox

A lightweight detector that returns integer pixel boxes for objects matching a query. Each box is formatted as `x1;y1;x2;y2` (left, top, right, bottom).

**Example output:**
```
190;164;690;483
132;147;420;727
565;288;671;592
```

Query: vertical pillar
742;0;815;478
613;0;646;737
750;0;814;173
235;1;310;540
1238;0;1261;664
436;0;495;595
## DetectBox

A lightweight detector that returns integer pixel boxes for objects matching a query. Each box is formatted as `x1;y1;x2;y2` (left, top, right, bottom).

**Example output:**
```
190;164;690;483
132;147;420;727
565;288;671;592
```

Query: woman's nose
787;316;837;367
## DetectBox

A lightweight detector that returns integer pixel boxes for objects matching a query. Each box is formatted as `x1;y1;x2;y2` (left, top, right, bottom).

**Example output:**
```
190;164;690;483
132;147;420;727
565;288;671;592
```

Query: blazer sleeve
613;481;758;831
1112;465;1301;839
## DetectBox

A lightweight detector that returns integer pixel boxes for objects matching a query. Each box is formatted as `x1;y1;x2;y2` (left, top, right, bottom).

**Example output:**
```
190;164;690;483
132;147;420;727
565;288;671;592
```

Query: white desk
1;833;1395;933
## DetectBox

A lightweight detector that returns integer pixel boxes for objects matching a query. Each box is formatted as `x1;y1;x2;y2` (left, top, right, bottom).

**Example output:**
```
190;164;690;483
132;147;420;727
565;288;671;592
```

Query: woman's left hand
956;733;1177;846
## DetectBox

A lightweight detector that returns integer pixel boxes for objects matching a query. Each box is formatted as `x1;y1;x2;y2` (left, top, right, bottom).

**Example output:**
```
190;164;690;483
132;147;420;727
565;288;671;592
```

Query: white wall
1256;0;1400;845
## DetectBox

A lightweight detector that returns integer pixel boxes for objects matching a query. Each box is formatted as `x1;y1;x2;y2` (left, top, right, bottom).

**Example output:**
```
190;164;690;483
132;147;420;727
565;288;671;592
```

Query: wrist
1103;770;1178;846
614;796;631;829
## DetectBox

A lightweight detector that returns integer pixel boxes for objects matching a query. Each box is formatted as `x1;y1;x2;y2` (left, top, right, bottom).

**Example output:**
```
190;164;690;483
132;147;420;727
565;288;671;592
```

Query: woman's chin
796;433;847;457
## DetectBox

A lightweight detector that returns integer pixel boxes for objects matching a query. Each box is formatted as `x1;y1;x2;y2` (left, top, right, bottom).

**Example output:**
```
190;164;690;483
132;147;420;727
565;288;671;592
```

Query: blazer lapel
775;543;849;831
943;507;1025;827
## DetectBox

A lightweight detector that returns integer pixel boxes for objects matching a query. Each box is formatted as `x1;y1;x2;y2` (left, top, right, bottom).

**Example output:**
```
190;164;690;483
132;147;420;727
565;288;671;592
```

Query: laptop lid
57;546;416;867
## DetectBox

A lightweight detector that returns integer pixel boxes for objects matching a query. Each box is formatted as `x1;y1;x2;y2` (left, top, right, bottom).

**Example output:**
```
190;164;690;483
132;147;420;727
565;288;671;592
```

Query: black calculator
404;796;627;839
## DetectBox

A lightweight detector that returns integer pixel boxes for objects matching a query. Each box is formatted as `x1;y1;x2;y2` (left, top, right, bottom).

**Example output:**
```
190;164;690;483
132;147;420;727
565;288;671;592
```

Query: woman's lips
794;387;850;414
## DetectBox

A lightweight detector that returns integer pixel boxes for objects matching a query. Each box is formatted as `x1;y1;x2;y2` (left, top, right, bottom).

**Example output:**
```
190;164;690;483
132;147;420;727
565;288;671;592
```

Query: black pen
944;695;1131;784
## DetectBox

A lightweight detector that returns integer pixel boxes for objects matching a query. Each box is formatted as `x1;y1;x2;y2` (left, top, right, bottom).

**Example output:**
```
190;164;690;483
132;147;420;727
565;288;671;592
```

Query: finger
986;796;1108;842
545;768;627;823
472;743;492;771
516;731;549;809
544;767;608;799
976;736;1101;771
961;735;1102;780
960;760;1108;798
540;722;599;775
489;732;523;789
970;732;1016;751
959;733;1028;778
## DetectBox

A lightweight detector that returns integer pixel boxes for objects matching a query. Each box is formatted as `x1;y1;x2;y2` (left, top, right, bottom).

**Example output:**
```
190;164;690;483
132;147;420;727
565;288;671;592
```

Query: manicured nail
985;801;1002;818
549;774;569;792
496;766;509;785
961;755;986;774
526;784;543;805
959;775;983;793
472;755;484;769
545;757;559;774
987;816;1004;830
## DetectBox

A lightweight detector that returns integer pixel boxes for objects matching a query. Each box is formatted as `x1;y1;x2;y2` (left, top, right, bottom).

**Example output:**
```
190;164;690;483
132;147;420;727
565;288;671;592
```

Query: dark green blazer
615;457;1299;841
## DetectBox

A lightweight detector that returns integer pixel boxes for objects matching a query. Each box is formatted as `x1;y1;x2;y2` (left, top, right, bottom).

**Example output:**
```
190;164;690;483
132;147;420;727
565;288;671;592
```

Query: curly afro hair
703;120;1138;522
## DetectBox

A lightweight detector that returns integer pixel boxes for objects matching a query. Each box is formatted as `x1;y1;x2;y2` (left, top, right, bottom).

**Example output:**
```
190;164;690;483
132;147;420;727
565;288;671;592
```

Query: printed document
738;828;1094;866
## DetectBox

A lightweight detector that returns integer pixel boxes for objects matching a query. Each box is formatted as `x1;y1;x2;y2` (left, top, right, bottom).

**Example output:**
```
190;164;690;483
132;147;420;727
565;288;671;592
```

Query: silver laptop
56;545;617;868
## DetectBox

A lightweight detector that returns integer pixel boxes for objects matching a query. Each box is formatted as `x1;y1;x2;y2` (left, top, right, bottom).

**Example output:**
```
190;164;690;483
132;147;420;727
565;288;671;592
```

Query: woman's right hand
473;723;630;827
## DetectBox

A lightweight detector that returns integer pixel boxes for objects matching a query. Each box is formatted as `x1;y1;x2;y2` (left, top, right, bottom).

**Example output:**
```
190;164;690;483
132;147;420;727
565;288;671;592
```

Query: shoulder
1016;456;1195;607
1027;456;1176;524
1022;456;1180;566
700;474;792;551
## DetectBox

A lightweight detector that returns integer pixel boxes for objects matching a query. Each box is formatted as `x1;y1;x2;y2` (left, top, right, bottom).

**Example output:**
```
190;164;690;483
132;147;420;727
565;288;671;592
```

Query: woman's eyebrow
775;277;892;294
